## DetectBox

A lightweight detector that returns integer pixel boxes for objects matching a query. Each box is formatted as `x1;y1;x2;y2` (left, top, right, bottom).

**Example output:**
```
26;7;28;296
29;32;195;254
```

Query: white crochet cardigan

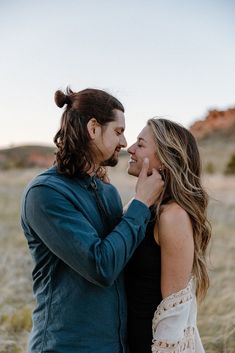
152;278;205;353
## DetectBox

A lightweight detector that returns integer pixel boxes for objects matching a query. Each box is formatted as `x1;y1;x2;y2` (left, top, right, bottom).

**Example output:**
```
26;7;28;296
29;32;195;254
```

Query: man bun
54;90;70;108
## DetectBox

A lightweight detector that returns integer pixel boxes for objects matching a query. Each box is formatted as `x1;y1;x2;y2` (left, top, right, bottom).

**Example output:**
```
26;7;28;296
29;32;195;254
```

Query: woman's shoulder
160;201;190;223
158;201;193;244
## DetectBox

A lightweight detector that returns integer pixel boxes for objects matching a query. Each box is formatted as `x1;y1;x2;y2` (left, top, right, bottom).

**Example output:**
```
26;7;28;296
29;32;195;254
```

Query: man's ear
87;118;101;140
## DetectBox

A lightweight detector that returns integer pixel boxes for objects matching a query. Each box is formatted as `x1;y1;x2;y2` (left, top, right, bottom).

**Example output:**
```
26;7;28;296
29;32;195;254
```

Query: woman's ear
87;118;101;140
159;164;166;181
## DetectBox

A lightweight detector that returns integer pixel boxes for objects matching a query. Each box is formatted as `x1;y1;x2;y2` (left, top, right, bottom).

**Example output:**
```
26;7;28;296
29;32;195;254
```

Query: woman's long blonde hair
148;118;211;301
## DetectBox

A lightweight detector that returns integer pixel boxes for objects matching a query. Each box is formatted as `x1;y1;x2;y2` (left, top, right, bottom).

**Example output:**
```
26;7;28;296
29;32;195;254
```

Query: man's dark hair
53;87;124;177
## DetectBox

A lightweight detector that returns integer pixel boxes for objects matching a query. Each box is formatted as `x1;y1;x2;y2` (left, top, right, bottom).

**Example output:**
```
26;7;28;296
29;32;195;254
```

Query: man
21;87;164;353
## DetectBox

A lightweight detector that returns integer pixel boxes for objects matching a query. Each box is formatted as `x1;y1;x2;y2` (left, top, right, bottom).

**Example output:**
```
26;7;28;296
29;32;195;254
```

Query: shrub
224;153;235;175
1;306;32;333
205;161;215;174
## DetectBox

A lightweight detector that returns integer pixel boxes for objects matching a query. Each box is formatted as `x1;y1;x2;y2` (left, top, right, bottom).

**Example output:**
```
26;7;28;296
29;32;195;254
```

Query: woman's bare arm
154;202;194;298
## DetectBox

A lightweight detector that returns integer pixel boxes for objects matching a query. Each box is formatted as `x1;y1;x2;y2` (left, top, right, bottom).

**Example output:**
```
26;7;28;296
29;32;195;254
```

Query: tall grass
0;169;37;353
0;167;234;352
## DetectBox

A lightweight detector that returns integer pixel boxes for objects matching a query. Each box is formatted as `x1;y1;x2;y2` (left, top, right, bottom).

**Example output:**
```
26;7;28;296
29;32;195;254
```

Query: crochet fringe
152;327;195;353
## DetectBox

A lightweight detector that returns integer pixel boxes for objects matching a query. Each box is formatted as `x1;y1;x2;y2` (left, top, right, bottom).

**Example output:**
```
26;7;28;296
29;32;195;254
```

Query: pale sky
0;0;234;148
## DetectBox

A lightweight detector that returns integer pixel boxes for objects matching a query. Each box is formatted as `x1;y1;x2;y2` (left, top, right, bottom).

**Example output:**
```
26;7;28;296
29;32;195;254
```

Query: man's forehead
112;111;125;129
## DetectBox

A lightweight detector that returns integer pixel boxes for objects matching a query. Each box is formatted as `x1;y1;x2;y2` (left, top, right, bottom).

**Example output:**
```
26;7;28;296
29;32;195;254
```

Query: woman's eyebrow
138;137;147;143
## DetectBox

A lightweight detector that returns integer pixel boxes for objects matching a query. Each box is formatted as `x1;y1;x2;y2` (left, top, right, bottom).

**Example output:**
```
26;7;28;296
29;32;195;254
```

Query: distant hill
0;145;128;170
0;145;55;169
190;107;235;139
189;107;235;173
1;106;234;174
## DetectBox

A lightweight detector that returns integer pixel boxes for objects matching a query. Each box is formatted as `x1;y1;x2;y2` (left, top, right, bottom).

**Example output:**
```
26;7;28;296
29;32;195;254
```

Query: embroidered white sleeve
151;278;205;353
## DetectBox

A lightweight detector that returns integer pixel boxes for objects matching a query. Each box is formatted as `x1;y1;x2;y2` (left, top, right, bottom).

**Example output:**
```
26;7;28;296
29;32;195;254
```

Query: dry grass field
0;165;234;353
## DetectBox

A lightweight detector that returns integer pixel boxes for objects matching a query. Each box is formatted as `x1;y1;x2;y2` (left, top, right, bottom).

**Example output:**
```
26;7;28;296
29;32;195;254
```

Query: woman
125;118;211;353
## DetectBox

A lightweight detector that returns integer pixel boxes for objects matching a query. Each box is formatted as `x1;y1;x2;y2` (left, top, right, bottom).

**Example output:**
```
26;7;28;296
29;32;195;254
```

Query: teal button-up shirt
21;166;150;353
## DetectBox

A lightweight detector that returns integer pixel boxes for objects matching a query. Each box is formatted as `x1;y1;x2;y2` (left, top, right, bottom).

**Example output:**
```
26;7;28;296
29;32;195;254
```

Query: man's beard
101;152;119;167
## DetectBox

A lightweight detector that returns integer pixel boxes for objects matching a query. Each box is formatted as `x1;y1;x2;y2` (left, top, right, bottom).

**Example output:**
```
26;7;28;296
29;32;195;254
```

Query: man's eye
137;144;143;148
116;131;121;136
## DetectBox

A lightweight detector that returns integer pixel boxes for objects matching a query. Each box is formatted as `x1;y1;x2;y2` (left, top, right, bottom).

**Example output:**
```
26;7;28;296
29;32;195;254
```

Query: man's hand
135;158;164;207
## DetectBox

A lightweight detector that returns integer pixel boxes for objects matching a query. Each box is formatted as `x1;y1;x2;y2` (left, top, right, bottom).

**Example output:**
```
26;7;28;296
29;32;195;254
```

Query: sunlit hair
53;87;124;177
148;118;211;301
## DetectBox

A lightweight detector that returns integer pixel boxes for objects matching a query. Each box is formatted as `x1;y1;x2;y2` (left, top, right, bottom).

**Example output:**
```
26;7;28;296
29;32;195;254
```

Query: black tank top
125;209;162;353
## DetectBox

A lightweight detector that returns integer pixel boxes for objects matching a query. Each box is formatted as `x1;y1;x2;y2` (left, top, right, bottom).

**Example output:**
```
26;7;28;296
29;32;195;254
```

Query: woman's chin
127;165;139;177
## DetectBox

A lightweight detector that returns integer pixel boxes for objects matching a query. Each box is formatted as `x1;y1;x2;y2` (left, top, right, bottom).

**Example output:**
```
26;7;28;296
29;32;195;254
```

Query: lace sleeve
151;278;204;353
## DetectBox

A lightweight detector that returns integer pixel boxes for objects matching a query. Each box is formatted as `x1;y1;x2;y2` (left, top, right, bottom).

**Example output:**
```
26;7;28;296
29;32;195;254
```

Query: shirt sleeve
23;185;150;287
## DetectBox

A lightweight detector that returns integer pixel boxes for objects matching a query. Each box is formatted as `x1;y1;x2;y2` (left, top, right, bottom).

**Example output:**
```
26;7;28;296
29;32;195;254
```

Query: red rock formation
190;107;235;139
0;145;55;169
27;152;55;168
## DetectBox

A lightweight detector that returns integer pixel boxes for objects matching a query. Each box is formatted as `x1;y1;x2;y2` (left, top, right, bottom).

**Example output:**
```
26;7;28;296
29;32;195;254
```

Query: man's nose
120;135;127;148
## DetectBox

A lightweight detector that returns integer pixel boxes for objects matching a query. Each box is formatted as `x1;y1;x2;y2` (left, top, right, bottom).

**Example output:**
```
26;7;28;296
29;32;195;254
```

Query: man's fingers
139;158;149;180
151;168;163;179
151;168;160;176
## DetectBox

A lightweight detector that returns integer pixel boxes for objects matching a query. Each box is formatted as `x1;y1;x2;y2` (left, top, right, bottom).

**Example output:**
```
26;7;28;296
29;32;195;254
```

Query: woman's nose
127;143;135;154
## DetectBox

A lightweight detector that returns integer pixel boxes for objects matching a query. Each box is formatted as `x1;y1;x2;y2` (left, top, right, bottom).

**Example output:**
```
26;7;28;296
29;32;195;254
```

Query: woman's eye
116;131;121;136
137;144;143;148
